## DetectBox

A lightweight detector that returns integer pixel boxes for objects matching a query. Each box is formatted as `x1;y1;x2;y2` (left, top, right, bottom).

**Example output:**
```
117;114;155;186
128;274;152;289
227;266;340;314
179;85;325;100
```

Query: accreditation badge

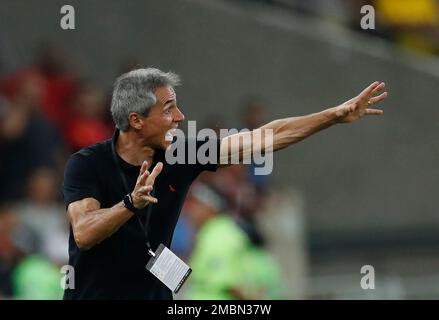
145;243;192;294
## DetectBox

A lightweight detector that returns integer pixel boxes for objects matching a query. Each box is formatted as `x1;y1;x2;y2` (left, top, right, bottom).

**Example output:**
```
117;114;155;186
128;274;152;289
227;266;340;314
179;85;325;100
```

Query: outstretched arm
219;81;387;165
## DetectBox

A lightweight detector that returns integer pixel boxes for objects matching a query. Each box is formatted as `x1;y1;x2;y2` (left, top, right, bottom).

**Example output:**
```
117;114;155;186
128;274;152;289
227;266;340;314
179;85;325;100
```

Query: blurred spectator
196;100;272;263
0;201;64;300
185;183;252;299
0;42;77;127
170;213;196;261
0;203;21;298
16;167;69;266
207;164;263;219
0;85;63;202
171;115;227;260
199;98;271;215
12;254;63;300
185;183;282;299
63;83;112;152
242;241;284;299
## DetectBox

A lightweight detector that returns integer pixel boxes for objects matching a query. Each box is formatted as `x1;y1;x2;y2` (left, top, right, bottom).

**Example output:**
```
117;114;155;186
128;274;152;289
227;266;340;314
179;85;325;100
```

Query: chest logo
169;184;176;192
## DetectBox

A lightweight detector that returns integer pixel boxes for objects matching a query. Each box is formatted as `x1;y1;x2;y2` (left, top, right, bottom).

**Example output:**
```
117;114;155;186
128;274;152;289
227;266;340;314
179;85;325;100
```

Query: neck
116;130;155;166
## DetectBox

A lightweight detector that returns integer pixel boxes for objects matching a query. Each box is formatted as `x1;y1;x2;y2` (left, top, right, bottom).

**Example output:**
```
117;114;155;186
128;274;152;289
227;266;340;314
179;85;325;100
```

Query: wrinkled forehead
154;86;176;105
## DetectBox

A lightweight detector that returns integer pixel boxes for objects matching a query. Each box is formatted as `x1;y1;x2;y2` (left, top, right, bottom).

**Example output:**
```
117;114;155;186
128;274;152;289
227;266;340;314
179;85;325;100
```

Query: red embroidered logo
169;184;176;192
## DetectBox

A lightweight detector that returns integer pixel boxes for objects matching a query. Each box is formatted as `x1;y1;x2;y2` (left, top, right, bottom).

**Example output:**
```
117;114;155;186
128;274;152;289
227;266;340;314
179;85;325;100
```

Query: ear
128;112;144;130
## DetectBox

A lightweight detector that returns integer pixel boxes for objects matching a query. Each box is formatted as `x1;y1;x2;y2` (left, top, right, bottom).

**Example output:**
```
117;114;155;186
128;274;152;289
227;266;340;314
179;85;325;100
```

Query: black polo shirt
62;130;220;300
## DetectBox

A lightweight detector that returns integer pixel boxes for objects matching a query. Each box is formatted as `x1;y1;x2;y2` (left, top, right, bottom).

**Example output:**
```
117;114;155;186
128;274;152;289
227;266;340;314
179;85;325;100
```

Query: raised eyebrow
164;99;176;107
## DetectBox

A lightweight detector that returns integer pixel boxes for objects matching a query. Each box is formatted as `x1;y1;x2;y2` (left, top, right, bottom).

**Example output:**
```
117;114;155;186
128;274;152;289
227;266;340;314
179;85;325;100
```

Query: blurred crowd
348;0;439;56
249;0;439;56
0;43;114;299
0;42;284;299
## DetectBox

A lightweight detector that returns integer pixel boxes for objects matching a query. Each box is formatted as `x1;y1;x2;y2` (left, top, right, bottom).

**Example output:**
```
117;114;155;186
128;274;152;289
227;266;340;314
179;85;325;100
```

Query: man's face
136;85;185;149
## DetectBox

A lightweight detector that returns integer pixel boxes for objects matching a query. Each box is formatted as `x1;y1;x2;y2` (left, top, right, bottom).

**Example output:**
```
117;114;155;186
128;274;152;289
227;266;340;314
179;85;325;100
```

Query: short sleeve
62;152;102;208
191;138;221;176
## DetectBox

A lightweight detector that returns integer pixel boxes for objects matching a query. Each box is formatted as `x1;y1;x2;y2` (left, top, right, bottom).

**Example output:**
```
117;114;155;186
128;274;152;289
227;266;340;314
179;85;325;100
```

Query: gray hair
110;68;181;131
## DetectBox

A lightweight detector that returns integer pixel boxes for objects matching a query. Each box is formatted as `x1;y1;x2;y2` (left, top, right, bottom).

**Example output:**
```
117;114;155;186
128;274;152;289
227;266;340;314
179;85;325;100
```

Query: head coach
62;68;388;300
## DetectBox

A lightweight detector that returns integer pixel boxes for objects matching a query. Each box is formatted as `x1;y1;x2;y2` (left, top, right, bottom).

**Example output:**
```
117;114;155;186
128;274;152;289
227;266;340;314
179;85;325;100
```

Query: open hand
334;81;388;123
131;161;163;209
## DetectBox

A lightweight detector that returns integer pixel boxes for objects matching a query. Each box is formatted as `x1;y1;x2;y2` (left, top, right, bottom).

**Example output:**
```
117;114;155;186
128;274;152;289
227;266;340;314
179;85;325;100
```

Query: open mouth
165;128;177;142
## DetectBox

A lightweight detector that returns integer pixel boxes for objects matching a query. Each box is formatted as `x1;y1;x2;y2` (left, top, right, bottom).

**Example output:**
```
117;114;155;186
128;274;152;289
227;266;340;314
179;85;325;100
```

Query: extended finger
140;195;158;204
138;166;151;185
358;81;380;100
365;108;384;116
358;82;386;106
140;161;148;175
146;162;163;185
368;91;388;105
371;82;385;95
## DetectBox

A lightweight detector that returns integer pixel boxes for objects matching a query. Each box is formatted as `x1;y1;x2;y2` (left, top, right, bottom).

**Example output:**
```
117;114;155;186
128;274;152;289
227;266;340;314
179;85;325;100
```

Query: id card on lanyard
146;244;192;294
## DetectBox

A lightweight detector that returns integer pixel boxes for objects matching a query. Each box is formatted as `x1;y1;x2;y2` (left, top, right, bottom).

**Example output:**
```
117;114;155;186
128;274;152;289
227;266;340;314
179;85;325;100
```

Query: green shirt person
12;255;63;300
187;214;250;299
185;183;283;300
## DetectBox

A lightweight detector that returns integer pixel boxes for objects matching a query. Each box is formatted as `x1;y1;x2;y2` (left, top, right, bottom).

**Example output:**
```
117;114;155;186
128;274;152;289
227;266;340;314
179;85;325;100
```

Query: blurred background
0;0;438;299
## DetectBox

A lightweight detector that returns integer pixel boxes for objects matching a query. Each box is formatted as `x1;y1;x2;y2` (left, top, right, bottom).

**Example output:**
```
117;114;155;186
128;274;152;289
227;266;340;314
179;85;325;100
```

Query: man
63;68;387;300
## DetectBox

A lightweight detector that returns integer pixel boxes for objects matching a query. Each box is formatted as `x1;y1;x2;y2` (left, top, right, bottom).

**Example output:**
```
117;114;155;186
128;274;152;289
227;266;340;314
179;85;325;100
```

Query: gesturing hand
131;161;163;209
334;81;388;124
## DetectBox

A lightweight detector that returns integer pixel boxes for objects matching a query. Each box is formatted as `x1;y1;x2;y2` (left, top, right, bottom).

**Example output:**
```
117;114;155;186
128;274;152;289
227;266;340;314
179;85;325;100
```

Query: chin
161;139;173;150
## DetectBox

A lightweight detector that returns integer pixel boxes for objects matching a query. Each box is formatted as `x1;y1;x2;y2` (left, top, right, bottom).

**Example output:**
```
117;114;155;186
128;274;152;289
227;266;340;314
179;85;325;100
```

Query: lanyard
111;130;155;255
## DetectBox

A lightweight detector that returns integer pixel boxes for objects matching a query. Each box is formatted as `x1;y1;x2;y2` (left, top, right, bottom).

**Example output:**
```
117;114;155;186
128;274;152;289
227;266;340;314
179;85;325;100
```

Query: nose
174;107;185;122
